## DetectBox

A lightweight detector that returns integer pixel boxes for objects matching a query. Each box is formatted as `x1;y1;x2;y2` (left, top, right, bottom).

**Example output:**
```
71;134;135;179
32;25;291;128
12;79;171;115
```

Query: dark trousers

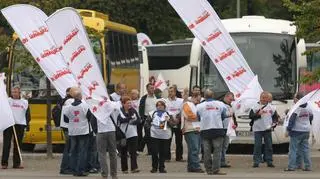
151;138;169;171
137;122;144;152
86;132;100;171
60;128;71;172
70;134;89;175
253;130;273;165
1;125;25;167
167;126;183;160
120;136;138;171
138;116;151;154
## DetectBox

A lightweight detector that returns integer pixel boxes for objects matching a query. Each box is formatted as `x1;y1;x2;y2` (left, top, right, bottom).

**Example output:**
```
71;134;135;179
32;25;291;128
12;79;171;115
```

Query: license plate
236;131;252;137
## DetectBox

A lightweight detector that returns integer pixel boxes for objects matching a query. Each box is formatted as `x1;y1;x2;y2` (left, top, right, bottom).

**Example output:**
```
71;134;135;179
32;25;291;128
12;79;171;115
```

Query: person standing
166;86;184;161
138;83;157;154
197;89;227;175
59;87;74;174
221;92;237;168
182;94;204;173
110;83;126;102
118;96;140;173
63;87;92;176
249;91;279;168
1;86;30;169
96;101;119;179
284;94;313;171
149;99;177;173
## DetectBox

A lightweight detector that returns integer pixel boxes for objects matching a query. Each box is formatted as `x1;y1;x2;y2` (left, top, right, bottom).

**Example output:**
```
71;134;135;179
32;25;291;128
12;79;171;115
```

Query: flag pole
12;126;23;166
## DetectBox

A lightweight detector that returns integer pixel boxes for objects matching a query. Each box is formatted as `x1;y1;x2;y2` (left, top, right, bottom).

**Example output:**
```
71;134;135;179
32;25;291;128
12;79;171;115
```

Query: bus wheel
21;143;35;152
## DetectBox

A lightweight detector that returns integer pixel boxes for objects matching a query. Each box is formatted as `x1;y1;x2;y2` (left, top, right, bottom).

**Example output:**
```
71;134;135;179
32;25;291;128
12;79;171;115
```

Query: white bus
146;16;307;146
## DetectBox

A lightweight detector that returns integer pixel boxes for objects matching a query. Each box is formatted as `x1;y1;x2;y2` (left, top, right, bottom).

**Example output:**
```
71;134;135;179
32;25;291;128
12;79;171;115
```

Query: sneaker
207;171;213;175
13;165;24;169
60;170;73;175
1;165;8;169
212;170;227;175
122;170;129;174
73;172;89;176
267;163;275;168
252;164;259;168
150;168;157;173
303;168;312;171
221;164;231;168
188;168;205;173
284;168;295;172
131;169;140;173
159;169;167;173
89;168;99;173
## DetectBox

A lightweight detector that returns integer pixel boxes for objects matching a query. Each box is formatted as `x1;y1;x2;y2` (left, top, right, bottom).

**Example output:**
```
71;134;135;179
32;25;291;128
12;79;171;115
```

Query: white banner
1;5;78;97
0;73;15;131
168;0;262;98
46;8;115;123
154;73;167;91
137;33;152;46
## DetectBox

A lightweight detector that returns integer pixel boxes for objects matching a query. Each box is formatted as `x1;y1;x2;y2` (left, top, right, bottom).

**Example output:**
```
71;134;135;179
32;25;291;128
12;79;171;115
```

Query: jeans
253;131;273;165
60;129;71;172
296;144;303;168
202;136;224;172
151;138;169;171
288;133;311;170
184;132;201;170
120;136;138;171
97;131;117;177
168;125;183;160
69;134;89;175
1;125;25;167
86;133;100;171
221;135;230;166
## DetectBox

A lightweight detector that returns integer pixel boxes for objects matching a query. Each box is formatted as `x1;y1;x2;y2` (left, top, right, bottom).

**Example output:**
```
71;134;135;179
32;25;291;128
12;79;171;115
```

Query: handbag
110;116;129;142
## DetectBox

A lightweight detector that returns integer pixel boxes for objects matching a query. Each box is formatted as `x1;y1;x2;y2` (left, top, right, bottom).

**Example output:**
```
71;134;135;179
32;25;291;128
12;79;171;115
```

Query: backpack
52;103;62;127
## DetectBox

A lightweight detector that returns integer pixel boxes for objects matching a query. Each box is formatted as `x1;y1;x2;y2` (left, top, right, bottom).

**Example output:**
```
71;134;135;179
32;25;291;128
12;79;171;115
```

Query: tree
283;0;320;83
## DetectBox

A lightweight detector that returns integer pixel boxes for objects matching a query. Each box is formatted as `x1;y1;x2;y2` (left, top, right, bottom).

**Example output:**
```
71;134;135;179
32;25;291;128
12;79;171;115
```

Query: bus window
307;49;320;72
147;44;191;70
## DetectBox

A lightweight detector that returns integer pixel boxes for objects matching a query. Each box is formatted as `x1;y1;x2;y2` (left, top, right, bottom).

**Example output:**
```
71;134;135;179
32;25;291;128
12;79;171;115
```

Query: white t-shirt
8;98;28;125
144;95;157;116
110;92;121;102
150;111;172;139
97;102;120;133
166;97;183;118
64;102;90;136
60;98;74;128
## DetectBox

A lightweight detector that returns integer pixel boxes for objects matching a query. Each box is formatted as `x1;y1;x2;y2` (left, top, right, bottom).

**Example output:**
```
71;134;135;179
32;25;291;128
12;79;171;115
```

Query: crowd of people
1;83;314;178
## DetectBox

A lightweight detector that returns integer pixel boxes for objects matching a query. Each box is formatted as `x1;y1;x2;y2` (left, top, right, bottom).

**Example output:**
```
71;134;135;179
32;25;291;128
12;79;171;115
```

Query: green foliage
283;0;320;83
273;39;295;97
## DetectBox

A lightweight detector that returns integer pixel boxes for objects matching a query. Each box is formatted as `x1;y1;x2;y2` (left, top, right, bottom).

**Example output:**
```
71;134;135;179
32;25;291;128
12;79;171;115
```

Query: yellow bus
1;9;140;151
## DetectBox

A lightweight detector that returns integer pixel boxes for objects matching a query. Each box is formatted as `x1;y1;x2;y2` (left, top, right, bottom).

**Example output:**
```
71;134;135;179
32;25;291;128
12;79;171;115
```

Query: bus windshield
201;33;297;99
